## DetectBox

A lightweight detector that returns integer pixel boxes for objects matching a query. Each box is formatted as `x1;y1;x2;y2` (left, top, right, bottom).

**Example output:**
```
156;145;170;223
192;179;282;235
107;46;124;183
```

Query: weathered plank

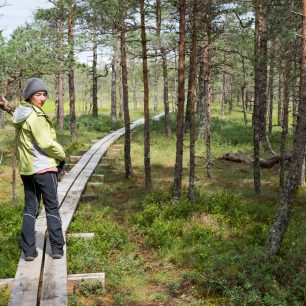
67;233;95;239
8;228;45;306
67;273;105;294
40;237;67;306
90;174;105;182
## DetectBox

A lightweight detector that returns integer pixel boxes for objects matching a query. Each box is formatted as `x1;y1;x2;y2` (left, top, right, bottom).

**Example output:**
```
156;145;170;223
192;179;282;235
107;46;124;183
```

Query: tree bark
92;27;98;118
119;66;123;119
57;2;65;131
111;57;117;122
156;0;171;136
68;0;77;141
241;56;248;126
120;24;132;178
131;59;138;110
140;0;152;191
279;60;290;189
188;0;197;201
292;60;299;131
253;0;269;194
221;53;226;116
301;156;306;186
277;64;283;126
173;0;186;201
267;0;306;256
184;37;194;133
198;0;212;179
268;47;275;134
153;49;159;112
221;152;295;168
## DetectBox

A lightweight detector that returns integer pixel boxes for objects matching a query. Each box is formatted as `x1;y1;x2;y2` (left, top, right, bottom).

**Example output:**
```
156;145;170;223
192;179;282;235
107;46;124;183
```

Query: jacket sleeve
29;115;66;161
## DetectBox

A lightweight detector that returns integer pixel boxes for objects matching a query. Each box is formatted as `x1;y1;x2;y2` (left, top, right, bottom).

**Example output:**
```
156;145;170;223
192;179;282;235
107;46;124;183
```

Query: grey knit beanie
23;78;48;101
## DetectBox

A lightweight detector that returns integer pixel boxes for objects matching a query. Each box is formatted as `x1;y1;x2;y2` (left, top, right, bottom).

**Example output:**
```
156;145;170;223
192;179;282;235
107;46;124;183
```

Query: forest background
0;0;305;305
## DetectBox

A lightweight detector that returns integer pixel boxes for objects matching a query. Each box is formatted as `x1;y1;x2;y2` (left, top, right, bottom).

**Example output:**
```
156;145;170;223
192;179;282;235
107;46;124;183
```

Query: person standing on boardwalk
12;77;66;261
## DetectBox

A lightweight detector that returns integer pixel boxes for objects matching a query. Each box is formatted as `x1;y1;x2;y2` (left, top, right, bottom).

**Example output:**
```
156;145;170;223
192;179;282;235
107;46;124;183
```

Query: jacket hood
12;103;33;126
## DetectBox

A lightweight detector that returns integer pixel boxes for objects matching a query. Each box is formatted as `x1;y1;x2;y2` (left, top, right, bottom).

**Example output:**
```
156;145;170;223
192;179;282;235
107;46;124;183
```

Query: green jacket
12;101;65;175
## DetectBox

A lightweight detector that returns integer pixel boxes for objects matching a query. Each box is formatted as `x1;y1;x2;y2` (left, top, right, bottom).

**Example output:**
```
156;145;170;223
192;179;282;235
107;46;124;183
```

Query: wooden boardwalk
8;114;164;306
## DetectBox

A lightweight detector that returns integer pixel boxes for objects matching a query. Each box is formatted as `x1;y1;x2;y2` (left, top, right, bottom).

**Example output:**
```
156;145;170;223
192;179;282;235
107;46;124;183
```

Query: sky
0;0;93;63
0;0;52;38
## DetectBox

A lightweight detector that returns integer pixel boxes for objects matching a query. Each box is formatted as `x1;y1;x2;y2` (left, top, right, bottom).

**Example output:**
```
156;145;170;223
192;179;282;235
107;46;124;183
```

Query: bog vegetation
0;0;306;305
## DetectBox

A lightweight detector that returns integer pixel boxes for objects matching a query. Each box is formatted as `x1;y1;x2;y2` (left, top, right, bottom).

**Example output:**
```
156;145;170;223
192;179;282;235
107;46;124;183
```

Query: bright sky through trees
0;0;52;37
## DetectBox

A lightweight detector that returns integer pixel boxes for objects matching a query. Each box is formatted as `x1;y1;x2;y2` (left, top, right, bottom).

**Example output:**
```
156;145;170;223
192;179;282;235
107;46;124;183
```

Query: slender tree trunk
156;0;171;135
221;54;226;116
292;61;298;131
153;49;159;112
267;0;306;256
92;27;98;118
68;0;77;141
173;0;186;201
120;24;132;178
199;0;212;179
140;0;152;191
56;0;65;131
55;74;59;121
131;59;138;110
253;0;268;194
184;75;191;133
173;51;178;113
188;0;197;201
203;42;212;179
300;156;306;186
119;67;123;119
111;56;117;122
196;56;204;113
268;50;275;134
229;89;233;114
241;56;248;126
277;65;283;126
279;61;290;189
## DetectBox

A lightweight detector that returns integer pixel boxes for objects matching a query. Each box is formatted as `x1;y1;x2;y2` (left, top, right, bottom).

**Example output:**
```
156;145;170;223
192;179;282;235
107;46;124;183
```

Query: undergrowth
130;190;306;306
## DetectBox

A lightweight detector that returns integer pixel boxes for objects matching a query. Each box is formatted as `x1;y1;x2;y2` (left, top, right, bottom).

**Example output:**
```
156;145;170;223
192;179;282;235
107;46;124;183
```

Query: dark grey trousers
20;172;65;257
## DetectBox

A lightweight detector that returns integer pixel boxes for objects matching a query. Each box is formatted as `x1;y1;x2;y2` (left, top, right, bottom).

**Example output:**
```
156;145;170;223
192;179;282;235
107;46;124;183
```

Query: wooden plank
87;182;104;188
67;273;105;282
40;237;67;306
101;157;116;164
90;174;105;182
67;273;105;294
67;233;95;239
8;228;46;306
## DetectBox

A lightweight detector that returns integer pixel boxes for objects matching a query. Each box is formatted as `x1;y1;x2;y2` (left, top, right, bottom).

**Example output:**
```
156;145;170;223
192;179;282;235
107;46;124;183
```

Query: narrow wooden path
8;113;164;306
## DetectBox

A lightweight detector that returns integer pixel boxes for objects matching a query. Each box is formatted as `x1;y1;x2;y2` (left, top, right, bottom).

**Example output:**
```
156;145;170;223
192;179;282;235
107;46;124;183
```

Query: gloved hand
57;159;66;182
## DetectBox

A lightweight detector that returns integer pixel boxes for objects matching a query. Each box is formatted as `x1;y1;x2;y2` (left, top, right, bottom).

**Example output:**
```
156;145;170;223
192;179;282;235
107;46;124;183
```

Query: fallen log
220;153;293;168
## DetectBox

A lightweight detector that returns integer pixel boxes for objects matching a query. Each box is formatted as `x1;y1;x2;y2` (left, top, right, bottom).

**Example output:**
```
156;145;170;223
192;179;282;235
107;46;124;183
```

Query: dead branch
0;96;15;116
219;152;293;168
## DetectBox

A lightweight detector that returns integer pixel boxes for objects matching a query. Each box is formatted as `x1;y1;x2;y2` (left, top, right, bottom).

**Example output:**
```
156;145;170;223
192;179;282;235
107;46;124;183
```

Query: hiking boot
25;251;38;261
52;253;63;259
